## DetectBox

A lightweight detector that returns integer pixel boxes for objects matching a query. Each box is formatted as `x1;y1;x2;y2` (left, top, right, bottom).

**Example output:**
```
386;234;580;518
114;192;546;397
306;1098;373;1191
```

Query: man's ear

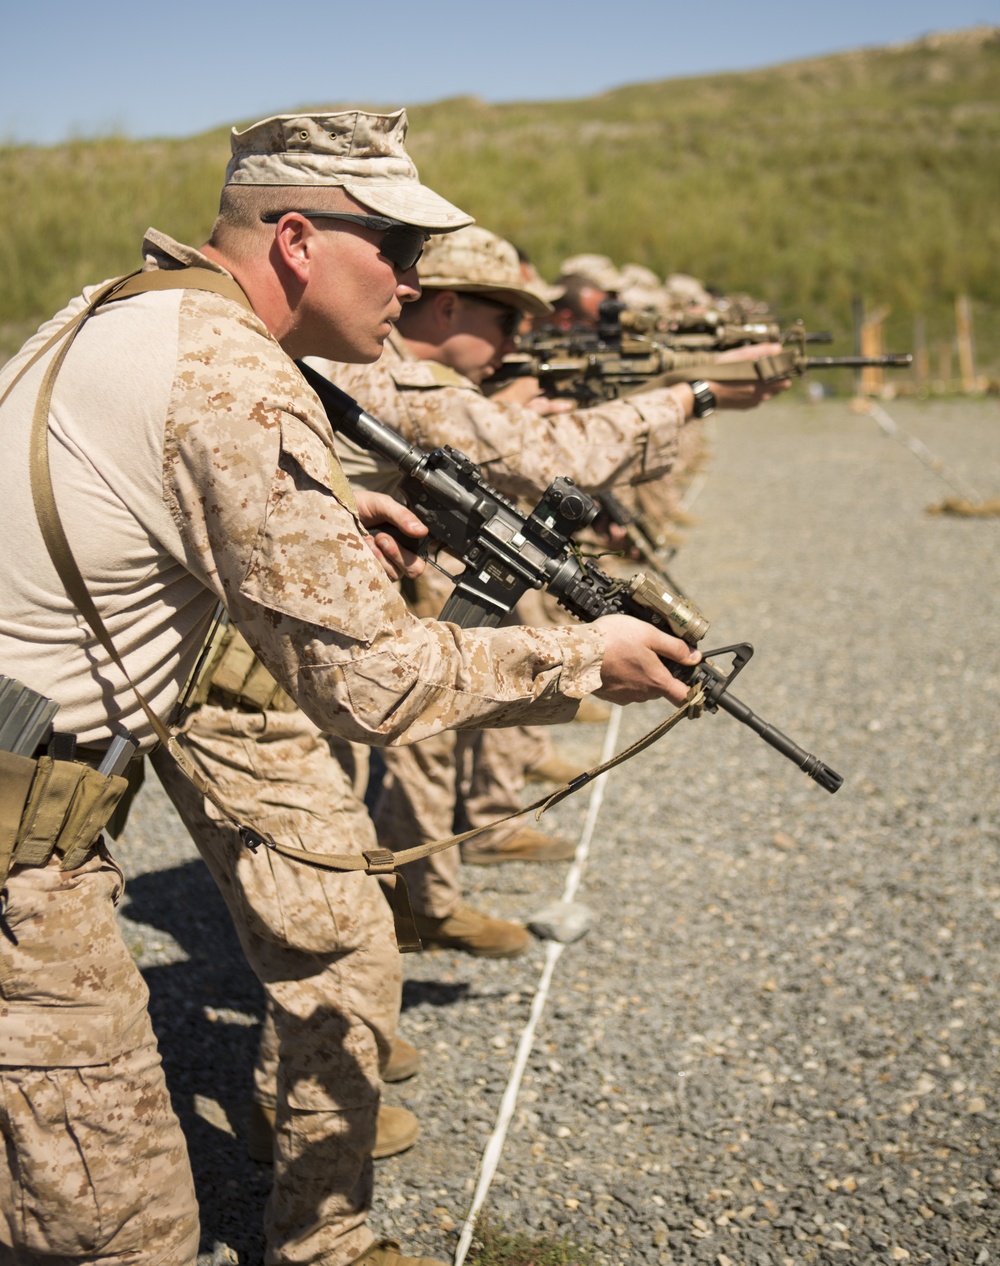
433;289;461;335
271;213;317;284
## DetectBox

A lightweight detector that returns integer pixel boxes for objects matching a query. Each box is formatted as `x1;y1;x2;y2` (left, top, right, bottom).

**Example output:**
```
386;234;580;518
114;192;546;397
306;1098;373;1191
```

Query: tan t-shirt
0;232;603;749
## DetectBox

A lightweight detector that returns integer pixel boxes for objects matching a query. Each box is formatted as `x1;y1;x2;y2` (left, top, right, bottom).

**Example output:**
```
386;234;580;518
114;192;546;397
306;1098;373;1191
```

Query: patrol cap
557;253;628;292
417;226;553;317
226;109;472;232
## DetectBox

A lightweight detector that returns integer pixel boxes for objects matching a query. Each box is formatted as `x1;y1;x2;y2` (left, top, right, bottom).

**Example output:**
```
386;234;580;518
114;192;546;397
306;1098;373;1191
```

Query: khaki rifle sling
19;268;281;862
17;266;707;950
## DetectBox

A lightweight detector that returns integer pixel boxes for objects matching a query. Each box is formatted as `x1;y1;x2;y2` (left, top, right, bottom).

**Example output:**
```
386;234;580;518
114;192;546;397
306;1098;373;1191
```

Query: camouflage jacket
0;233;603;749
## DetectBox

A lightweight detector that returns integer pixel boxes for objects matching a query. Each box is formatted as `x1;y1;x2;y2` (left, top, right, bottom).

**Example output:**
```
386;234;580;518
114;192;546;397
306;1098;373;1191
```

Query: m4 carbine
632;309;834;352
297;361;843;794
488;307;910;405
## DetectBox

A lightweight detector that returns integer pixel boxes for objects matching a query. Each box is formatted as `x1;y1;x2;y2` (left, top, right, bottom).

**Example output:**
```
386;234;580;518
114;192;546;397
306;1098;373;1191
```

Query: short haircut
207;184;352;259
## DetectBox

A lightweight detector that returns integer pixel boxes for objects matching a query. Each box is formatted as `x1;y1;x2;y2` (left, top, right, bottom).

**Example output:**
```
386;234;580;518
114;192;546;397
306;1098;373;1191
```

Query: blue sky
2;0;997;146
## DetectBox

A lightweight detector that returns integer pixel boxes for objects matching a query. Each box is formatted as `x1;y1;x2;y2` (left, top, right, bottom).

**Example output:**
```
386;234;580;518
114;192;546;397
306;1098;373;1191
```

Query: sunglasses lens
379;226;426;271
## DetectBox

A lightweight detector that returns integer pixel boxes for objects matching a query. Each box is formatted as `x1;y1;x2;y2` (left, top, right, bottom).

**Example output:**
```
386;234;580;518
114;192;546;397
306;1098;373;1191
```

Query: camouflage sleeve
337;367;687;503
163;307;604;744
326;351;688;502
411;387;688;502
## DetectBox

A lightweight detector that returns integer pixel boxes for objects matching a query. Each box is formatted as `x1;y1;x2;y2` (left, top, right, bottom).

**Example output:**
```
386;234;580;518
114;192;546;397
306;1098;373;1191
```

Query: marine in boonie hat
226;109;471;232
416;226;552;317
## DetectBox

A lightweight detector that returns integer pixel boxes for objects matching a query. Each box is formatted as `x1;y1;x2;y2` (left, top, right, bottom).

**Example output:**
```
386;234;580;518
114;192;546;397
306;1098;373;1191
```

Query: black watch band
689;380;716;419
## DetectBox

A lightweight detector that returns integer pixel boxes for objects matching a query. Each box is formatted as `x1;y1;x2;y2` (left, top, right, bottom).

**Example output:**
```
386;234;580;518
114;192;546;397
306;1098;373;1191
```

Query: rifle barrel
804;354;912;370
711;686;843;792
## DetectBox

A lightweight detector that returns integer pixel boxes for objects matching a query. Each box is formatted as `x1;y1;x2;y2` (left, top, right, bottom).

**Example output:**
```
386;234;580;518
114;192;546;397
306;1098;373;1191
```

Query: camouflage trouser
152;705;401;1266
0;851;200;1265
375;724;550;918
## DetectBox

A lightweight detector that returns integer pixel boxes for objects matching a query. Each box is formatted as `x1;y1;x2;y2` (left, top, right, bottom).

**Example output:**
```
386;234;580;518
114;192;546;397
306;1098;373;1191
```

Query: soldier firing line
0;106;845;1266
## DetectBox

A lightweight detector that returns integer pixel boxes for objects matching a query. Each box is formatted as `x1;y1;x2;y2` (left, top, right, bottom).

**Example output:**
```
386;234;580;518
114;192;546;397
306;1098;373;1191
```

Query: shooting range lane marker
452;703;623;1266
856;398;986;504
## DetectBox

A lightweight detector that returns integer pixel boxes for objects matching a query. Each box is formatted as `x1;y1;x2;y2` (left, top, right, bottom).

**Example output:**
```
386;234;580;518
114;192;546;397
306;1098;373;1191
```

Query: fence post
955;295;978;393
861;304;890;397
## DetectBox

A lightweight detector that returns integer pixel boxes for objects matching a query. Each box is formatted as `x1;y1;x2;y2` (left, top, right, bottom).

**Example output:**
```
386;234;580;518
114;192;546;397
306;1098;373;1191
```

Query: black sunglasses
467;293;522;339
260;209;428;271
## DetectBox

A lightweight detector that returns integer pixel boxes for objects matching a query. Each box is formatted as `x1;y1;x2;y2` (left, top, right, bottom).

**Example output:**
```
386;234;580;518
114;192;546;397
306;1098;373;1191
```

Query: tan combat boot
462;826;576;866
412;903;530;957
525;752;587;784
383;1035;420;1083
351;1240;449;1266
247;1102;418;1164
371;1105;419;1159
572;696;612;724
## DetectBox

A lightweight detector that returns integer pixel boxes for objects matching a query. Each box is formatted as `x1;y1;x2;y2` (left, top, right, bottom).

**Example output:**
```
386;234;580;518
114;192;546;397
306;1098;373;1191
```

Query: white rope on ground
453;455;709;1260
452;703;624;1266
858;398;986;504
679;470;708;513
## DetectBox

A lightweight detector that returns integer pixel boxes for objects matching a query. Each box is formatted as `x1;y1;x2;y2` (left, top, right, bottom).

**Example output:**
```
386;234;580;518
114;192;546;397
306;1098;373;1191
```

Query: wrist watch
689;380;717;418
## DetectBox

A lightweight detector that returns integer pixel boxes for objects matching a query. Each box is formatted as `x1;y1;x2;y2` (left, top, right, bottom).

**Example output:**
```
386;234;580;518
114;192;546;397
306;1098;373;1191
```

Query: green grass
3;27;999;372
465;1214;597;1265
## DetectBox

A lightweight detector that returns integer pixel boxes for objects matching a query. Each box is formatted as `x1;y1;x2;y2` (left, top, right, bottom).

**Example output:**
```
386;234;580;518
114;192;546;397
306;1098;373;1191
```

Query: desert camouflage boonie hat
226;110;472;232
665;272;713;309
417;226;553;317
619;262;672;315
557;253;628;292
619;262;661;291
520;260;563;304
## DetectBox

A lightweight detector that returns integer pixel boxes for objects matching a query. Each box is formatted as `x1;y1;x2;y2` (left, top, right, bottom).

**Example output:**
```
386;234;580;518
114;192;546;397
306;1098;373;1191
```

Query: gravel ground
112;395;1000;1265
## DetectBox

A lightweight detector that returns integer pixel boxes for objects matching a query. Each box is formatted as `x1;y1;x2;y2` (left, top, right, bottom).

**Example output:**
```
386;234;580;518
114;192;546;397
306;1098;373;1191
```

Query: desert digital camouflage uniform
312;266;692;912
323;327;688;530
0;186;606;1266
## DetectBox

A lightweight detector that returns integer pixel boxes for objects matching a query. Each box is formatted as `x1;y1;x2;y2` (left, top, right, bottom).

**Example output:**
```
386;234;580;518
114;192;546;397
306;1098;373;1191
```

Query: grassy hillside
3;26;998;371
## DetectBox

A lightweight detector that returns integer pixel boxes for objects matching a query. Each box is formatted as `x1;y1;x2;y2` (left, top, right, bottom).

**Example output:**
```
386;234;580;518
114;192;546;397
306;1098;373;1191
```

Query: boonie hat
665;272;712;309
557;253;628;293
226;110;472;232
619;262;662;290
417;226;553;317
520;260;564;305
619;262;672;316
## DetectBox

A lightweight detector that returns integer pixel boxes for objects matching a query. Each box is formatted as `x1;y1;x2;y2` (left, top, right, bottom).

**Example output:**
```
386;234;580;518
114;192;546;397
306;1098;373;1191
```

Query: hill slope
3;26;998;364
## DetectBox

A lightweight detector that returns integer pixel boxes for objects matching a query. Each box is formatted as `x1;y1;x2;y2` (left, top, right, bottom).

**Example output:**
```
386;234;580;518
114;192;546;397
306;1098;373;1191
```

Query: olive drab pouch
14;757;128;871
189;622;298;714
0;750;128;894
0;749;40;889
